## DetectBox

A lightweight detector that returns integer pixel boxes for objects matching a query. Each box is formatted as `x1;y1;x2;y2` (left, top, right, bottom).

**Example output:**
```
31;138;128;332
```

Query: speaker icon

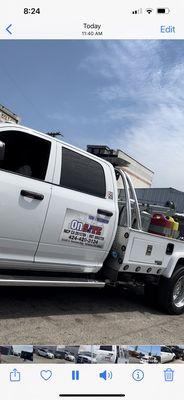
99;370;113;381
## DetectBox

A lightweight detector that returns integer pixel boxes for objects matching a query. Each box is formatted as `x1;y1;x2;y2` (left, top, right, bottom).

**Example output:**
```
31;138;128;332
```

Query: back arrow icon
6;24;13;34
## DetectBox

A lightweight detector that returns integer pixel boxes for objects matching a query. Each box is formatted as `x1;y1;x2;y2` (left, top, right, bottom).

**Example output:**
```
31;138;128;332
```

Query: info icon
132;369;144;381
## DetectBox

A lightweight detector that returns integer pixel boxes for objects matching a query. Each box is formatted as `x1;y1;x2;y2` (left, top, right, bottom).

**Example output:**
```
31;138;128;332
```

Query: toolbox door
123;230;166;266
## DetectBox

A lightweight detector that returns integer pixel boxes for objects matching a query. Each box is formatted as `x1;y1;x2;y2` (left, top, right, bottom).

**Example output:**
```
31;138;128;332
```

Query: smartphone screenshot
0;1;183;399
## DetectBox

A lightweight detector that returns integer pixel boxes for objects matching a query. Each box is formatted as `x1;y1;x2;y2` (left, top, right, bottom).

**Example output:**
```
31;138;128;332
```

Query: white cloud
82;41;184;190
117;103;184;189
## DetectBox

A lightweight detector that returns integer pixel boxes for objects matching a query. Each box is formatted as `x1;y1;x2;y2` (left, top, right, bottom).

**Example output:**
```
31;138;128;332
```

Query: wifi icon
146;8;154;14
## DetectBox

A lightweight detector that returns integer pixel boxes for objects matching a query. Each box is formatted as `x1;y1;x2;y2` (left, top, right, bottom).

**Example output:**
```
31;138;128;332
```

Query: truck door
0;127;55;264
96;346;117;363
35;143;118;273
161;346;175;363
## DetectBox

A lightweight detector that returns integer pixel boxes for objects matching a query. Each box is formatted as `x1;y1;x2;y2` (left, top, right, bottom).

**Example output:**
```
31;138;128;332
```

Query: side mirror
0;141;5;161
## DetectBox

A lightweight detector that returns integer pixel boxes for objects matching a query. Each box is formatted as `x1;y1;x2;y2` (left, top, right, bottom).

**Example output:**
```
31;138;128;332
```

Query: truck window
99;346;113;351
0;130;51;180
60;147;106;198
161;346;171;352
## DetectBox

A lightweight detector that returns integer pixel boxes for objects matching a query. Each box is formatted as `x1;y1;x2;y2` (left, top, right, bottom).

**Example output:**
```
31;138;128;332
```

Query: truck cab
0;123;118;274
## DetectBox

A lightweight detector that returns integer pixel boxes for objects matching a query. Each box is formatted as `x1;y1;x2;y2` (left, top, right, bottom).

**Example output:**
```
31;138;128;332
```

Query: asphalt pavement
0;355;32;363
0;286;183;344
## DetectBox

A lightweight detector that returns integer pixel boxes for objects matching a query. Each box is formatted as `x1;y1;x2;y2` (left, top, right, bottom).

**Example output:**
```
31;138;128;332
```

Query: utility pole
46;131;63;138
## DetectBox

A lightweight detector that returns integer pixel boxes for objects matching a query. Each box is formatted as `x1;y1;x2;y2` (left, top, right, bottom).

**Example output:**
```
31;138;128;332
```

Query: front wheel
157;265;184;315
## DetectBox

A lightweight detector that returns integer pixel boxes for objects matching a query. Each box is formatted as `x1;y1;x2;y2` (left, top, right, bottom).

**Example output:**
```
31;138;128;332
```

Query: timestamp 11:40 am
82;31;103;36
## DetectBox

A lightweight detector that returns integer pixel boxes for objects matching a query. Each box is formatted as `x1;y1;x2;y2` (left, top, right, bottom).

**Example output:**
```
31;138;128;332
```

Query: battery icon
157;8;170;14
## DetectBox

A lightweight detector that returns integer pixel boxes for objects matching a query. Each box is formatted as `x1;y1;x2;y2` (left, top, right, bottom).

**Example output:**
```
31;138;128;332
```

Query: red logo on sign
83;224;102;235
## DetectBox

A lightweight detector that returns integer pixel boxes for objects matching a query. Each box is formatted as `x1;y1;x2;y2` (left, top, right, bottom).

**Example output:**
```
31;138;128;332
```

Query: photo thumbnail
0;346;33;363
128;346;161;364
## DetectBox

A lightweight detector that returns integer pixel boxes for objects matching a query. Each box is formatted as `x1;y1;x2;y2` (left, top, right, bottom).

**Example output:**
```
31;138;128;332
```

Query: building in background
136;187;184;213
0;104;20;124
87;145;154;188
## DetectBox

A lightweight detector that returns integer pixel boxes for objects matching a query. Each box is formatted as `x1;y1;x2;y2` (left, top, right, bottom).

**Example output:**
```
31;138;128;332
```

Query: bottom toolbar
0;364;183;400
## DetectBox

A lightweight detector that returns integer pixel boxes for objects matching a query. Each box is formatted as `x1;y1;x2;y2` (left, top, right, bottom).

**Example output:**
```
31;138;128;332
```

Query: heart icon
40;370;52;381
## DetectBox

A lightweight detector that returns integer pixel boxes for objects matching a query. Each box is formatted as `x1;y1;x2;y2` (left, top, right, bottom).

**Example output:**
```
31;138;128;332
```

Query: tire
157;265;184;315
144;283;158;306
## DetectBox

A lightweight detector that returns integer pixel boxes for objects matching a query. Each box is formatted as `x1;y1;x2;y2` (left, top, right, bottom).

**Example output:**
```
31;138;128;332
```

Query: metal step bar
0;275;105;287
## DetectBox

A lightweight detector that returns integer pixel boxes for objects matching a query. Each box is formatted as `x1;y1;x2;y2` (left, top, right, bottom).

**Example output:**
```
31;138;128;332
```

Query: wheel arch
162;254;184;278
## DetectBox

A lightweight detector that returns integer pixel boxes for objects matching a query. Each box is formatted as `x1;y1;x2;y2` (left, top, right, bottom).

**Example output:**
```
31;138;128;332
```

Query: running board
0;275;105;287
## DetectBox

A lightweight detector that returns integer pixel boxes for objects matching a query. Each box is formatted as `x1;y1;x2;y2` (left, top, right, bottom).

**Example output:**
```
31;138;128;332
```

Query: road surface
0;286;183;344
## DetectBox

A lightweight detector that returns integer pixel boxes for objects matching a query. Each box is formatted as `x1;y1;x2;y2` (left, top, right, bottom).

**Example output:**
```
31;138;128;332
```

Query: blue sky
1;40;184;189
128;346;160;356
78;345;161;356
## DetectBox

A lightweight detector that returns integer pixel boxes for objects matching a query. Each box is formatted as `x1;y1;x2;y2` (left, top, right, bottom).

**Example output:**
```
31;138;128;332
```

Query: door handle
20;190;44;201
97;209;113;217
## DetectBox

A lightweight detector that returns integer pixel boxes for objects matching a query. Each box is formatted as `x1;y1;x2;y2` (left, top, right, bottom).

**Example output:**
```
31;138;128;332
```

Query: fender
162;252;184;278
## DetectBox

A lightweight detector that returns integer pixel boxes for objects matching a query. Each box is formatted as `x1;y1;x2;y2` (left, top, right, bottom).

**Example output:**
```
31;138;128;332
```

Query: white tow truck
0;123;184;314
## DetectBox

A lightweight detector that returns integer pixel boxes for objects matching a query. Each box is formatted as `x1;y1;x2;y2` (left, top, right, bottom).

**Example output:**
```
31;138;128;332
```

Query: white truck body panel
118;229;184;278
0;124;57;263
161;348;176;363
0;170;52;262
95;345;117;363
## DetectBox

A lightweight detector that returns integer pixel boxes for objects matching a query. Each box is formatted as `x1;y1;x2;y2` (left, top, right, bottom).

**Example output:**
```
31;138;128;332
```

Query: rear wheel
157;265;184;315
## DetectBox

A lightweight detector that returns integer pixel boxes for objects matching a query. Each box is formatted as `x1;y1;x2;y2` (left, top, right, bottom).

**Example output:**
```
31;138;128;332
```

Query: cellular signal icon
132;8;142;14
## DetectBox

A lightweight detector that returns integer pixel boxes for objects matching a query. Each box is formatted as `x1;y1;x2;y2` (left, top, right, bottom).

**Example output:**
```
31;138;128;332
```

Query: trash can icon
164;368;174;382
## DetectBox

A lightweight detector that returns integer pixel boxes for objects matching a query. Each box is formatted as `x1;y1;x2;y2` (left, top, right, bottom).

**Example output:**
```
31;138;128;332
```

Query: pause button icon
72;370;80;380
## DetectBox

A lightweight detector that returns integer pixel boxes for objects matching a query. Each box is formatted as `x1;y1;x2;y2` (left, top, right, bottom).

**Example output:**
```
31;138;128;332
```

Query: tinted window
0;130;51;180
161;347;170;352
60;147;106;198
99;346;113;351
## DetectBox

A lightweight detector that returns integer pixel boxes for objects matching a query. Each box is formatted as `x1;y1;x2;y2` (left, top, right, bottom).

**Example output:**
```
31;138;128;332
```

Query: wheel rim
173;276;184;308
